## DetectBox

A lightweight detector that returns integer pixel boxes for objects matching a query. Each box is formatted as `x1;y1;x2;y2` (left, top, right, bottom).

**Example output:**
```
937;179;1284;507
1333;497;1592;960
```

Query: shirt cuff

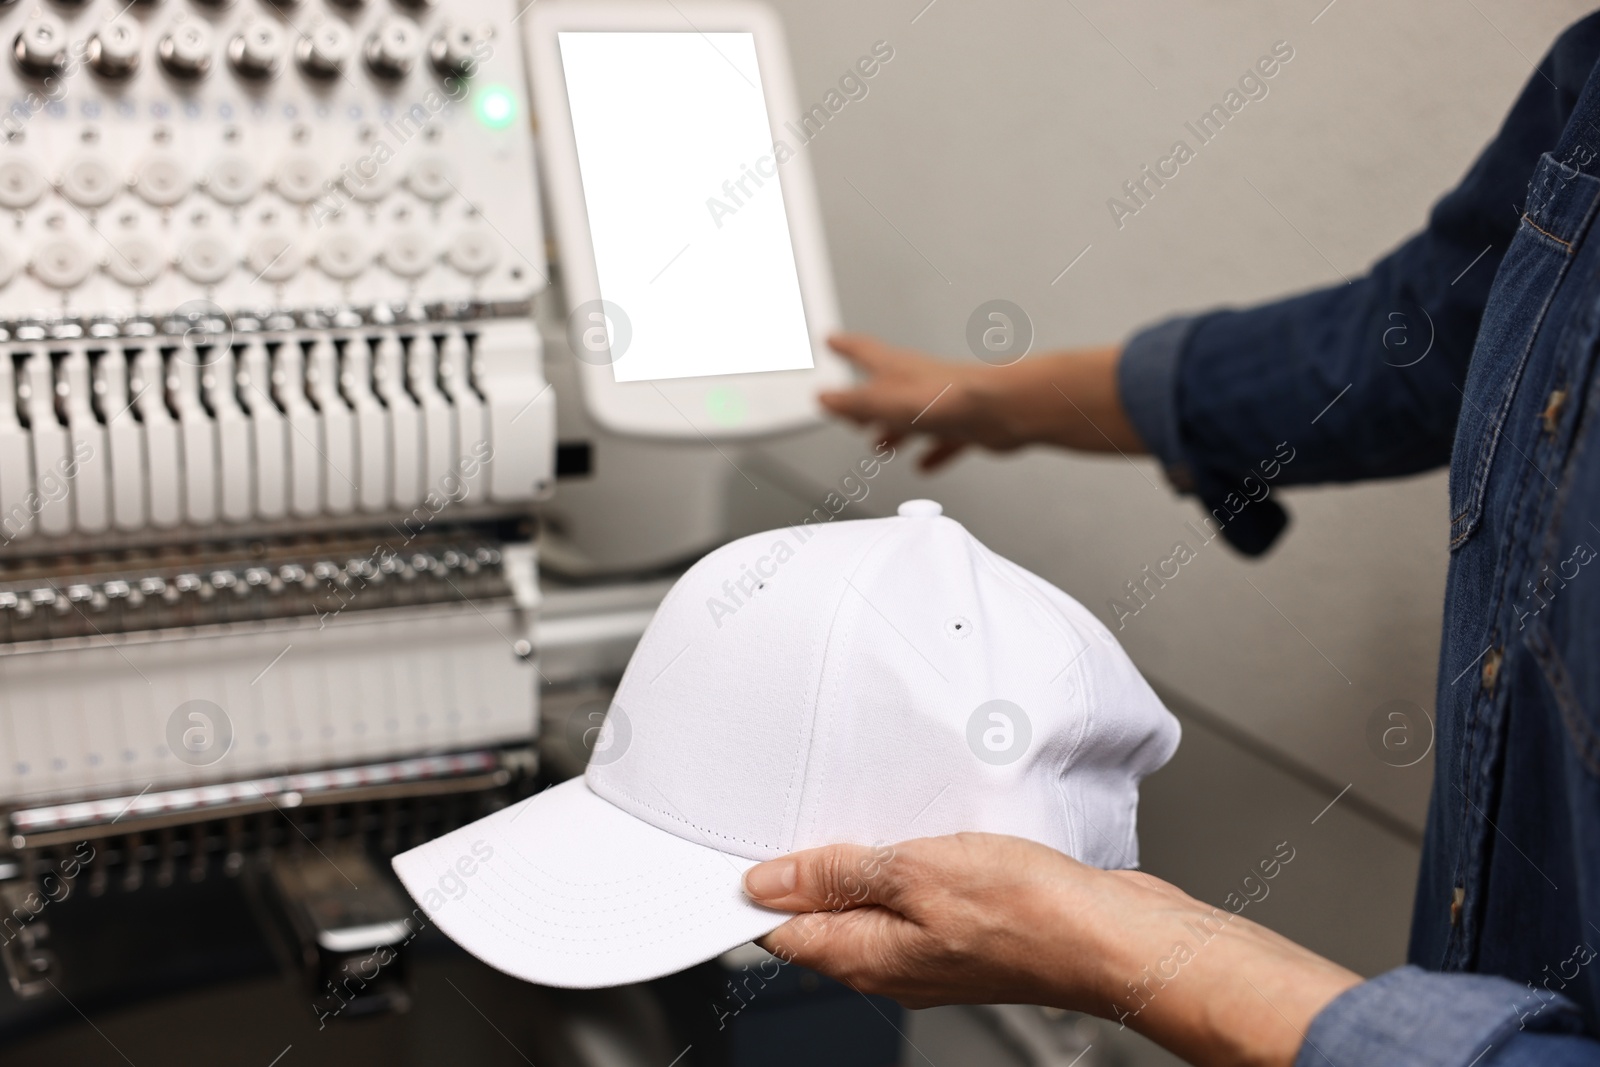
1295;965;1587;1067
1118;312;1290;555
1116;314;1200;476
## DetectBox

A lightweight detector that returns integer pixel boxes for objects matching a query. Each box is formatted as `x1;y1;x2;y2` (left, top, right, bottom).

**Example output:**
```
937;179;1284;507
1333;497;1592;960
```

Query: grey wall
741;0;1595;839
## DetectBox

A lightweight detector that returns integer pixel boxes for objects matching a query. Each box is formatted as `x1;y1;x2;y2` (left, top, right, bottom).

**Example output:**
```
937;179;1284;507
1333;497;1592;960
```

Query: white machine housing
0;0;555;815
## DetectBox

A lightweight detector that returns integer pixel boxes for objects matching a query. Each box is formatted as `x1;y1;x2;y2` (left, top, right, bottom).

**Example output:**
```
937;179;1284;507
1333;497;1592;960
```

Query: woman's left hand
743;832;1361;1067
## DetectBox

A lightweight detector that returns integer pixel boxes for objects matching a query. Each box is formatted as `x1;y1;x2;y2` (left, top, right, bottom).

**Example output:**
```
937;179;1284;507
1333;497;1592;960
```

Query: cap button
897;499;943;518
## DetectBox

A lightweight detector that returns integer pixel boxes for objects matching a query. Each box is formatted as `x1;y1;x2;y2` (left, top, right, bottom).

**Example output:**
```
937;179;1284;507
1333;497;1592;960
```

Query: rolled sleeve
1108;12;1600;556
1117;310;1291;557
1295;965;1589;1067
1116;314;1198;477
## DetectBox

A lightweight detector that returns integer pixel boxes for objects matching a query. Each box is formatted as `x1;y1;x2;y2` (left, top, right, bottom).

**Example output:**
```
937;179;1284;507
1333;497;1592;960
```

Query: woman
743;13;1600;1066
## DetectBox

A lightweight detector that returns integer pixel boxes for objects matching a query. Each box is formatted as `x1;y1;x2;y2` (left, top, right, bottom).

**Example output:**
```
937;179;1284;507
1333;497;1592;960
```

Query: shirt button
1481;647;1503;690
1543;388;1569;434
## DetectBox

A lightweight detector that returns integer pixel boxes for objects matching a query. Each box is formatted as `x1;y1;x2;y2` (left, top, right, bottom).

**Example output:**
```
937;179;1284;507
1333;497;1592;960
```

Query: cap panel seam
605;545;722;697
975;548;1097;772
590;521;894;859
796;587;859;852
788;522;904;852
1123;791;1141;869
983;551;1100;864
585;783;779;855
1051;769;1082;863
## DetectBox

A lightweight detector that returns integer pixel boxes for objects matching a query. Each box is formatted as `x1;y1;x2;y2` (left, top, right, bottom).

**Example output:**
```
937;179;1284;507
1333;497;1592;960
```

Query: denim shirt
1118;14;1600;1066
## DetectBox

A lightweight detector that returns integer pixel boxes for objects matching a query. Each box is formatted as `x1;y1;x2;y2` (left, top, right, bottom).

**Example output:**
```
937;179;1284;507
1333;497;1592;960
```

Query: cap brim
391;776;786;989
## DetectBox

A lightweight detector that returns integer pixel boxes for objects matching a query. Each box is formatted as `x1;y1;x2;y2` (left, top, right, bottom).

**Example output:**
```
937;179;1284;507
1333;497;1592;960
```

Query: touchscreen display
558;31;815;383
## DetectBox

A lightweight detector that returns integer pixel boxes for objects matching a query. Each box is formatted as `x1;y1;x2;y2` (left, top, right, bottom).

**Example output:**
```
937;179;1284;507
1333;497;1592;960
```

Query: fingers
756;906;903;976
744;842;901;914
817;385;928;431
827;332;901;372
820;335;964;440
918;440;968;471
816;387;884;425
821;377;960;432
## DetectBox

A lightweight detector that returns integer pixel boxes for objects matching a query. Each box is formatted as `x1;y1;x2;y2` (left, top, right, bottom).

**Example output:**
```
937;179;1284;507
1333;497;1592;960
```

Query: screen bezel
526;2;849;441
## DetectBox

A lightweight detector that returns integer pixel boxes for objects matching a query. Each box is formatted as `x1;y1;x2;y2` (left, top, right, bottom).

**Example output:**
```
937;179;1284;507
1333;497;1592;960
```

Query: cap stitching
494;843;741;913
611;541;719;692
469;849;732;921
488;842;710;903
1051;773;1080;864
790;522;904;850
591;785;778;852
800;586;856;850
972;550;1100;863
593;519;899;859
773;521;874;855
981;551;1097;771
439;867;751;955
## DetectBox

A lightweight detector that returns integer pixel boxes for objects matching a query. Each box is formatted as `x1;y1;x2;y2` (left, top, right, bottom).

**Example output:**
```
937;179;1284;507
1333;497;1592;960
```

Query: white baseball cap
392;499;1179;989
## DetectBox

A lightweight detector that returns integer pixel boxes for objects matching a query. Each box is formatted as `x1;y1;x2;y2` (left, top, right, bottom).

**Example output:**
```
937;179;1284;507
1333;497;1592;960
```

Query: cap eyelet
945;616;974;638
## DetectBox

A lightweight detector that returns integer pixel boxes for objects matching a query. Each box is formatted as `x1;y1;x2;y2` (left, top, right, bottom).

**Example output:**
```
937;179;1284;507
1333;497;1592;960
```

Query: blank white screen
558;31;815;384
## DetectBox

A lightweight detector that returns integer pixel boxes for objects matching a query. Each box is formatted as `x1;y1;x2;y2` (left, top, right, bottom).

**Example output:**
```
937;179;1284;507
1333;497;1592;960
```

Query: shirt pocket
1449;155;1599;549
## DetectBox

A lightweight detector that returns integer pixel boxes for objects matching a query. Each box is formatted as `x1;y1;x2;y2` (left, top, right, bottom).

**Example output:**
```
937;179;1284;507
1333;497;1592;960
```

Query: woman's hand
817;334;1144;471
743;833;1362;1067
746;834;1096;1008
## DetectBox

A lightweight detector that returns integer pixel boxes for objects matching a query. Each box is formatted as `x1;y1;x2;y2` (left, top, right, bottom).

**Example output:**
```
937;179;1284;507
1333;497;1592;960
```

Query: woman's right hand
818;334;1144;471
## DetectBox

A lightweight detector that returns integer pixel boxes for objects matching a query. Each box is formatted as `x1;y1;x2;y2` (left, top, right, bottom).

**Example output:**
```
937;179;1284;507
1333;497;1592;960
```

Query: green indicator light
474;84;519;129
706;387;746;427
